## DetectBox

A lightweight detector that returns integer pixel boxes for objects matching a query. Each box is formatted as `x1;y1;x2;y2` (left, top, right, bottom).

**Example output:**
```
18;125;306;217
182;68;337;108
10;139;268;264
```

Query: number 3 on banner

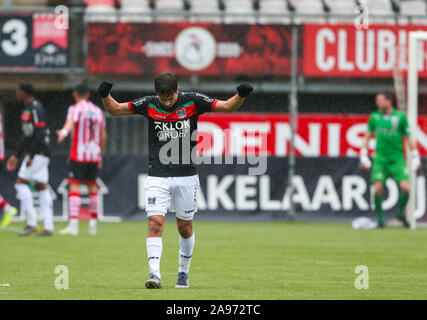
1;19;28;56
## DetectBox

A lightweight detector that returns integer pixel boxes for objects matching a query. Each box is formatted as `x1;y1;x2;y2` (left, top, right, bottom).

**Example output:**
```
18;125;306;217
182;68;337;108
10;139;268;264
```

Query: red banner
197;113;427;157
87;23;296;76
304;24;427;78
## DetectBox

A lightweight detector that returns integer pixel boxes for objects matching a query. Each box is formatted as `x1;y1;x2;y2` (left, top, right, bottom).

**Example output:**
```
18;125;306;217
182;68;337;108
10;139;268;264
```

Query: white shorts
18;155;50;184
145;174;200;221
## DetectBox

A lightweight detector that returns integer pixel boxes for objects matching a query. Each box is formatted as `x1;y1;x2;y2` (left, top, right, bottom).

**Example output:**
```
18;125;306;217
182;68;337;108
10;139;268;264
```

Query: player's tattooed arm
214;83;253;113
98;82;132;116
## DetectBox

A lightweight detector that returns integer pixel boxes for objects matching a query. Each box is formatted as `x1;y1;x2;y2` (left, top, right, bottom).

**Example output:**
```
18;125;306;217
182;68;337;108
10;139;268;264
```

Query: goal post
406;31;427;230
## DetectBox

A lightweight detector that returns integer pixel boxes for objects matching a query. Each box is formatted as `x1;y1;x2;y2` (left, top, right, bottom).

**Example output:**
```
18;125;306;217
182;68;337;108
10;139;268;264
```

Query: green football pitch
1;221;427;300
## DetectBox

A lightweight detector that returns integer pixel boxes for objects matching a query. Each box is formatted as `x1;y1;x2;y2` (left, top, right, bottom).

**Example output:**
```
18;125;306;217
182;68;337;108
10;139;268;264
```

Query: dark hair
18;83;35;97
74;83;90;97
378;92;395;104
154;72;178;95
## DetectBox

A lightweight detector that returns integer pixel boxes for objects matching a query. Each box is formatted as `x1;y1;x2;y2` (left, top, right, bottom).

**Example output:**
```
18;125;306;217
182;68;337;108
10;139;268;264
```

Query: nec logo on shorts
148;197;156;205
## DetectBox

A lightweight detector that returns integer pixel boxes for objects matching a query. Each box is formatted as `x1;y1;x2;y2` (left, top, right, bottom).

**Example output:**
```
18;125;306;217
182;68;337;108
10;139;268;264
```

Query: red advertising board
87;23;296;76
304;24;427;78
197;113;427;157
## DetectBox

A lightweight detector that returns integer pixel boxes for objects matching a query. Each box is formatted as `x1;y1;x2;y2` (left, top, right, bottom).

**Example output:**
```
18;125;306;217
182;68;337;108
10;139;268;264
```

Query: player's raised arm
214;83;253;113
98;82;132;116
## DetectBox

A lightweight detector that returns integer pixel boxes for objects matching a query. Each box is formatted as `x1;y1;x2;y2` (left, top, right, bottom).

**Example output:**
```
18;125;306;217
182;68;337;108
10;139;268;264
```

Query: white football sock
146;237;162;278
38;189;54;231
68;192;80;229
89;219;97;228
15;184;37;227
179;233;195;274
69;219;79;229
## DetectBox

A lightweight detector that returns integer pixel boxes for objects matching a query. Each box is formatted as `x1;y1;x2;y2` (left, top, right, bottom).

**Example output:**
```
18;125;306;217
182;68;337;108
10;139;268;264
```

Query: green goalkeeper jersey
367;109;410;163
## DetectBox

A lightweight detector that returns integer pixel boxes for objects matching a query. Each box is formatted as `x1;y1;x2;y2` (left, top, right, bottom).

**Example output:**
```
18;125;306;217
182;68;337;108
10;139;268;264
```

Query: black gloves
98;81;113;98
236;83;253;98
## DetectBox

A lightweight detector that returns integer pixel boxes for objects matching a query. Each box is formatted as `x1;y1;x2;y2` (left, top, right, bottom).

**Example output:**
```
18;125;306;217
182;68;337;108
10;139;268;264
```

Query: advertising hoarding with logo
304;24;427;78
197;113;427;157
0;13;69;69
87;22;296;76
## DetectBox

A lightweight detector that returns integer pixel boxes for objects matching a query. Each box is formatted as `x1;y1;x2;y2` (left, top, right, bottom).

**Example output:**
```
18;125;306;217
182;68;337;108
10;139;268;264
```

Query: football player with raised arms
98;72;253;289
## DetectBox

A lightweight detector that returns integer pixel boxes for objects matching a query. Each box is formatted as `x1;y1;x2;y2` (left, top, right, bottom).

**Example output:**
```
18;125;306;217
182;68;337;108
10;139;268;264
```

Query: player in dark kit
6;83;54;236
99;72;253;289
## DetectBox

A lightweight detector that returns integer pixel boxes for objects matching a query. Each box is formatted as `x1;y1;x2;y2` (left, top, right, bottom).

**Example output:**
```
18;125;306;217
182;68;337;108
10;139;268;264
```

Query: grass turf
0;221;427;300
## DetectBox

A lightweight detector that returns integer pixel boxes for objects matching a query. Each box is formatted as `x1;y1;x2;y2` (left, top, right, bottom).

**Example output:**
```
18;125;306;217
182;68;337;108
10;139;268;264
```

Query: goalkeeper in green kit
360;93;421;228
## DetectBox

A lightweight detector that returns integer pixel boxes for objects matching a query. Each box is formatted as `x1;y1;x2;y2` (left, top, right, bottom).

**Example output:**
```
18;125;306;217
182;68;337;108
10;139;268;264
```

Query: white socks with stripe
146;237;162;279
68;192;80;229
145;233;195;279
38;189;54;231
89;192;98;229
179;233;195;274
15;184;36;227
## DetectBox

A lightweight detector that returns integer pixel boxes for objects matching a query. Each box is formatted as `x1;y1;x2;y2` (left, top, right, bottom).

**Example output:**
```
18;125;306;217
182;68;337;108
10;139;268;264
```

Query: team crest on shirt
176;108;186;119
21;111;32;122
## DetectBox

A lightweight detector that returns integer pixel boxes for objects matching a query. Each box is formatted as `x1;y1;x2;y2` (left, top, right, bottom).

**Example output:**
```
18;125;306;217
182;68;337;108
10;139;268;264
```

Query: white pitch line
0;284;10;287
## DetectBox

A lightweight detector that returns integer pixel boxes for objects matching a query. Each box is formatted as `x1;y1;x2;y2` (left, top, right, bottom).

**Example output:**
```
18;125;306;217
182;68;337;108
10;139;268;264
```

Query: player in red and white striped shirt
0;113;18;227
57;83;107;236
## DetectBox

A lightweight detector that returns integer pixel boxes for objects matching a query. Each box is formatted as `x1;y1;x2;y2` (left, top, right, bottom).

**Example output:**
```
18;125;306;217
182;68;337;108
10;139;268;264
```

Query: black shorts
68;160;98;185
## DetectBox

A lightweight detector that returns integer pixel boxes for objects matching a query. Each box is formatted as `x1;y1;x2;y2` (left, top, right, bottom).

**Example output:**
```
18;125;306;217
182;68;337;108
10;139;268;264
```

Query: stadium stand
67;0;427;24
399;0;427;24
120;0;152;23
324;0;356;14
258;0;291;24
84;0;118;22
359;0;396;23
189;0;223;23
289;0;327;23
153;0;187;22
324;0;357;23
223;0;257;24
